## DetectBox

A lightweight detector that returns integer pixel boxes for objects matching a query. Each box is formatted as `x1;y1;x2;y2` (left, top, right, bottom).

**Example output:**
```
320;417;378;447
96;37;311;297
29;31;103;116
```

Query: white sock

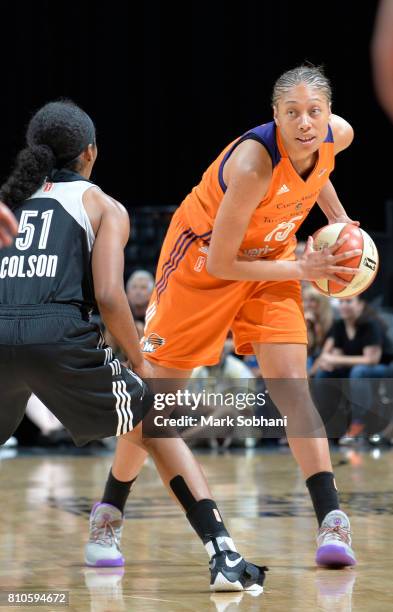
205;536;238;559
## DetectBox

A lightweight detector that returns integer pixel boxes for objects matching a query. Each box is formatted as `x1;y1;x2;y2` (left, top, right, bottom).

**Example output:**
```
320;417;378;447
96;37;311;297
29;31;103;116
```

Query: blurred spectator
313;296;393;444
105;269;154;357
303;285;334;373
243;354;261;377
126;270;154;322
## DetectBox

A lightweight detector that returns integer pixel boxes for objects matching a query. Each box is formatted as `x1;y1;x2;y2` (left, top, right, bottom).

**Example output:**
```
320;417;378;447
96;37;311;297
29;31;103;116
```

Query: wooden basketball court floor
0;446;392;611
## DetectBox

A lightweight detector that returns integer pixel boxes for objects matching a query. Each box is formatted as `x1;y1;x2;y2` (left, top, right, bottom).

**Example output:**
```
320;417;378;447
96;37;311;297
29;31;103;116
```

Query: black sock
306;471;339;527
169;475;237;557
186;498;238;558
186;499;230;544
101;470;136;514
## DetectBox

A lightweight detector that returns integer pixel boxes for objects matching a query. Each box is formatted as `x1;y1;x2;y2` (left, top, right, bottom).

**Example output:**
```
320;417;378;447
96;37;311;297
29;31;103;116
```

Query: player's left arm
317;114;359;226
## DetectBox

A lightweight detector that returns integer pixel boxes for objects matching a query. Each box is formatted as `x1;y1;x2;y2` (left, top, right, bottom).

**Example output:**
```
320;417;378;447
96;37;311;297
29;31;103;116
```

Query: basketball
311;223;379;298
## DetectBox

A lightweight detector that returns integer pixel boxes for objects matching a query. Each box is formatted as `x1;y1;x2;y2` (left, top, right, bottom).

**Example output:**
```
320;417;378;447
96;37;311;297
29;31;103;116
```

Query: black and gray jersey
0;170;97;309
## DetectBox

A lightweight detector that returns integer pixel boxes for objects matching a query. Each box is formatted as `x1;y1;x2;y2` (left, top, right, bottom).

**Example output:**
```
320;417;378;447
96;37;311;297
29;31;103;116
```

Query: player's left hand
329;215;360;227
0;201;18;248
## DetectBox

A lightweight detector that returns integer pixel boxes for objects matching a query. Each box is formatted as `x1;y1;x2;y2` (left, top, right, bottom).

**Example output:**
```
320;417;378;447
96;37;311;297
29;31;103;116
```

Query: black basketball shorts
0;304;152;446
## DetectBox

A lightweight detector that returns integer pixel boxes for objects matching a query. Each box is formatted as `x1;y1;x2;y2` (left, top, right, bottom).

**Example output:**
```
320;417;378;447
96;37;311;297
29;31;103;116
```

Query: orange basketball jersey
182;121;335;259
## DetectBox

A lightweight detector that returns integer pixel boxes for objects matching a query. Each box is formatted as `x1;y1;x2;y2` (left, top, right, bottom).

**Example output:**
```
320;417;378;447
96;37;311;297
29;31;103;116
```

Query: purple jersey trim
156;229;212;301
218;122;281;193
324;124;334;143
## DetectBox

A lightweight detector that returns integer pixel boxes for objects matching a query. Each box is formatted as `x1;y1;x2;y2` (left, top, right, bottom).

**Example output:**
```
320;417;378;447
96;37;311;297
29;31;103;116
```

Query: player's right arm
84;188;146;375
206;141;361;284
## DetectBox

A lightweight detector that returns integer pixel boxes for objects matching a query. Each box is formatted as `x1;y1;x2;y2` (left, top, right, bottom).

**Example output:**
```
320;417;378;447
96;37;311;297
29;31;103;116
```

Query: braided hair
272;65;332;107
1;100;95;209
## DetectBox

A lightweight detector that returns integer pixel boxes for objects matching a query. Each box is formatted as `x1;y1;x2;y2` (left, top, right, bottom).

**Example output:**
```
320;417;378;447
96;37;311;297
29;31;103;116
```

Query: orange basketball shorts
141;207;307;369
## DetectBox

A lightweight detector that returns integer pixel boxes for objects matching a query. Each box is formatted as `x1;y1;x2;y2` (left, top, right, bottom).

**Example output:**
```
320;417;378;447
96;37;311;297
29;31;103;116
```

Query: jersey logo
142;332;166;353
318;168;327;178
242;246;274;258
194;256;206;272
43;182;54;192
199;245;209;255
264;215;304;242
276;184;290;195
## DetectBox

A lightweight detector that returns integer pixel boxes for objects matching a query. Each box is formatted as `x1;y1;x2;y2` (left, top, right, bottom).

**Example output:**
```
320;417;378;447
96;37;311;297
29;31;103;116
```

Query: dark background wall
0;1;390;241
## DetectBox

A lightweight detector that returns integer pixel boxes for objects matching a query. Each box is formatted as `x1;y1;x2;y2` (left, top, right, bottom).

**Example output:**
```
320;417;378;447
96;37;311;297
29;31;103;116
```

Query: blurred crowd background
8;230;393;452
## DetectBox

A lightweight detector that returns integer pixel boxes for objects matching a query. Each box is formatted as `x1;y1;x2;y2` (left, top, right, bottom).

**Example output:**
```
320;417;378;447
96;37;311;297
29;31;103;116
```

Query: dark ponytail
0;99;95;210
1;144;56;209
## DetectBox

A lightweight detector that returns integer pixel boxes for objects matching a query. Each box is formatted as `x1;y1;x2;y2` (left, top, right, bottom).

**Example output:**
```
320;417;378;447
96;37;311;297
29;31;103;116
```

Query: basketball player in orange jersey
88;65;361;571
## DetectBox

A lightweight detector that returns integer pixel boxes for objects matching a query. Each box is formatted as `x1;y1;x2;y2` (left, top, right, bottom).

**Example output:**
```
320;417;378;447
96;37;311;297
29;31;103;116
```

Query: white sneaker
3;436;17;447
316;510;356;567
85;503;124;567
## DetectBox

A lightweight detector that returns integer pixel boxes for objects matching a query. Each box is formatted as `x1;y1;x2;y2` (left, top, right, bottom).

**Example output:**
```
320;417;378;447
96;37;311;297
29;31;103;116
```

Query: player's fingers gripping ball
311;223;379;298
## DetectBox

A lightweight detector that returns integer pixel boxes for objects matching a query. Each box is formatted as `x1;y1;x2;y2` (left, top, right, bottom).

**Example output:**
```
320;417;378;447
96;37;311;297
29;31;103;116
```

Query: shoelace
319;524;351;544
90;519;119;547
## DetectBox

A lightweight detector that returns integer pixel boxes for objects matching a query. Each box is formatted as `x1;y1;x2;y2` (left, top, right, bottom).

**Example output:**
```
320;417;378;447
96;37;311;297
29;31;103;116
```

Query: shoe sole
85;557;125;567
316;544;356;567
210;572;264;593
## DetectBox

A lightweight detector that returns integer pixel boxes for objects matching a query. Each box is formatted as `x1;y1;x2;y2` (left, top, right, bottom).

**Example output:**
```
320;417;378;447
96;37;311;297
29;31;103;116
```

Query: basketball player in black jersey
0;100;266;593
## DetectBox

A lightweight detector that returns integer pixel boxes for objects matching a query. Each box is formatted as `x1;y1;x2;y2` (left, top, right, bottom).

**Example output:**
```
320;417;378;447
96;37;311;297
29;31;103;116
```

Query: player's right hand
0;201;18;248
298;235;362;286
